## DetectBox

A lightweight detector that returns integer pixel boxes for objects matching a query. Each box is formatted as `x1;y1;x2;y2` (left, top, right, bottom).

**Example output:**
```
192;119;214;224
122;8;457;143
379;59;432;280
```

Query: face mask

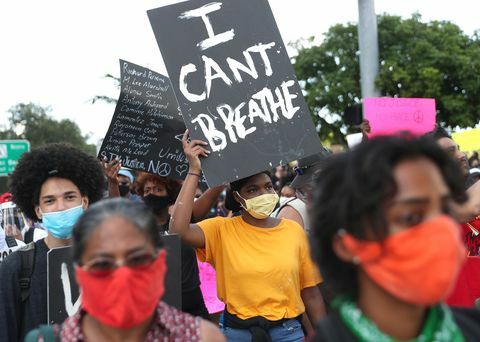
118;184;130;197
236;192;279;219
41;205;84;239
76;250;167;329
341;215;466;305
143;194;170;215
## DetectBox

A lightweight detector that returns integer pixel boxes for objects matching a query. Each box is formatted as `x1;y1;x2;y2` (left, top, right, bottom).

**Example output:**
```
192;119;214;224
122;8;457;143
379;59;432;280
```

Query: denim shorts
220;318;304;342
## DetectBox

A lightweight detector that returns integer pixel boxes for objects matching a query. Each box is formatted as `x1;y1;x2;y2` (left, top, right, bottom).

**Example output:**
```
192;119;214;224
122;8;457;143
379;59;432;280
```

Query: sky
0;0;478;144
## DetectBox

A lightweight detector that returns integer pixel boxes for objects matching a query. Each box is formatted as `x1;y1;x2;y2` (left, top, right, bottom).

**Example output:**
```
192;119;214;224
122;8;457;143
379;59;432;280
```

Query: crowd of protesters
0;125;480;341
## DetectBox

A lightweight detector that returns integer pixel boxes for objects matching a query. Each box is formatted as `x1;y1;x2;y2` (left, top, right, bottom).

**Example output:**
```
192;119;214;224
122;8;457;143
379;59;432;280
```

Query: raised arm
192;185;225;222
102;158;121;198
169;130;210;248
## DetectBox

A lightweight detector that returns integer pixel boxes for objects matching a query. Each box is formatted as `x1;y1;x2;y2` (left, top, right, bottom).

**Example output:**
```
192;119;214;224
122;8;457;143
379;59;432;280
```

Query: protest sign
452;129;480;152
364;98;436;136
148;0;323;186
99;60;205;182
161;234;182;310
47;247;80;324
47;238;182;324
346;133;363;149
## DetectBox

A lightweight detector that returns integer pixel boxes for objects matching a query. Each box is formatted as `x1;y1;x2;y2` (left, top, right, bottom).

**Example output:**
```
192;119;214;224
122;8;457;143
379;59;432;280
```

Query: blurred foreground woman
26;198;224;341
310;136;480;341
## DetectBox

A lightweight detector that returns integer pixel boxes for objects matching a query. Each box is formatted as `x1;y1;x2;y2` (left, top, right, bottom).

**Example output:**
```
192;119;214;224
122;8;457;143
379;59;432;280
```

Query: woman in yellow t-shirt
169;130;325;341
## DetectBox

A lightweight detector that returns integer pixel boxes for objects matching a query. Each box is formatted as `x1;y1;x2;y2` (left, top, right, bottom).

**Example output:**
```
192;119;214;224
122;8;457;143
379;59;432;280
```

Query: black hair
310;135;467;299
9;143;106;220
72;198;163;264
427;126;452;141
224;171;272;212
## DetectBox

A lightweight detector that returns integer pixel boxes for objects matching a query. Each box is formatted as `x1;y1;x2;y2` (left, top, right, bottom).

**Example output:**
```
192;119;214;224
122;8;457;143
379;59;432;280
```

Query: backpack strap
273;198;297;218
19;242;36;302
5;235;18;248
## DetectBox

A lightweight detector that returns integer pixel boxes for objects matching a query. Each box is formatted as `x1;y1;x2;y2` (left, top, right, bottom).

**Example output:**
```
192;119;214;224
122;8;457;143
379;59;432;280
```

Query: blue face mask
41;204;84;239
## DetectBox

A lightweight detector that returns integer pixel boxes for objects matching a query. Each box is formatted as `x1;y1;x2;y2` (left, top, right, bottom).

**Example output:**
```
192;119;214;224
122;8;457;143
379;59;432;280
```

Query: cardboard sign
47;247;80;324
452;129;480;152
148;0;323;186
99;60;205;182
364;98;436;136
161;234;182;310
47;236;182;324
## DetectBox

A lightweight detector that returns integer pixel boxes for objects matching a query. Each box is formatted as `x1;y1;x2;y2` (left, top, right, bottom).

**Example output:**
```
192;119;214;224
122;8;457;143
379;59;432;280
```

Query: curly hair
9;143;106;220
310;135;467;299
135;172;181;203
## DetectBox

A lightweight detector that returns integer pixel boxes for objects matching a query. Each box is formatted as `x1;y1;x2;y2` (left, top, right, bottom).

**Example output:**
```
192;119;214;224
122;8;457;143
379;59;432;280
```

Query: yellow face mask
236;192;279;219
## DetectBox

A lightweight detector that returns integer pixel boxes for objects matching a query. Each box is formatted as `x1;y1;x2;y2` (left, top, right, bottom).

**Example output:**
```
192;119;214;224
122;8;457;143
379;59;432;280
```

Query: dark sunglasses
82;252;158;276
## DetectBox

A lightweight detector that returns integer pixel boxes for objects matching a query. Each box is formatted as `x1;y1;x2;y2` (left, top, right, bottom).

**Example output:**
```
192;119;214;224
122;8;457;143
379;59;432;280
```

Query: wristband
188;172;201;178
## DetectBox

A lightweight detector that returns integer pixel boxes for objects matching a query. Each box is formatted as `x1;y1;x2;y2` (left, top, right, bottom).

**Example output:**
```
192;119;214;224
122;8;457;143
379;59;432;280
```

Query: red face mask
76;250;167;329
341;215;466;305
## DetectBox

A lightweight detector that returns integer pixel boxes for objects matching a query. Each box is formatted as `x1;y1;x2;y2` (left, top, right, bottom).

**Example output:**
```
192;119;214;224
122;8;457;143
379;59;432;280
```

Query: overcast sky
0;0;478;144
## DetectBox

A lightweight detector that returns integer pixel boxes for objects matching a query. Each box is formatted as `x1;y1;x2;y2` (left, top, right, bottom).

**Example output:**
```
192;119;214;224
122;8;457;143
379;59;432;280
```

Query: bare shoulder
277;204;304;228
199;319;226;342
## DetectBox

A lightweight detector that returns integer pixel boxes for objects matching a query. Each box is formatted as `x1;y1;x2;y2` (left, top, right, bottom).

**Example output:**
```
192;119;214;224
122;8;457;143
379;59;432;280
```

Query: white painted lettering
179;2;235;51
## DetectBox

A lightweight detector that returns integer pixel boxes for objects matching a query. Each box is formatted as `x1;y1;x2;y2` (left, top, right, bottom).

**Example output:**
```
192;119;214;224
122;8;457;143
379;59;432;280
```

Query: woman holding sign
170;130;325;341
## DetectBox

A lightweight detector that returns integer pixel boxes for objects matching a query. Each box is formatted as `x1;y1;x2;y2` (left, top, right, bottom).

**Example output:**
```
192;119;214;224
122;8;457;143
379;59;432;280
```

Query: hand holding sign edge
182;129;210;174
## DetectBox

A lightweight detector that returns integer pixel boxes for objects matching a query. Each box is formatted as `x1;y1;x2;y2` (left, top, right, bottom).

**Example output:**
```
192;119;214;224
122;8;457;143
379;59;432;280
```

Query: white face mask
236;192;279;219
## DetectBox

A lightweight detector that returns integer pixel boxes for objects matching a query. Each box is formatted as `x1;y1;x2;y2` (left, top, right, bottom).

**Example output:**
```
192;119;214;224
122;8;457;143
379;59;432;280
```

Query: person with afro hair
0;143;105;342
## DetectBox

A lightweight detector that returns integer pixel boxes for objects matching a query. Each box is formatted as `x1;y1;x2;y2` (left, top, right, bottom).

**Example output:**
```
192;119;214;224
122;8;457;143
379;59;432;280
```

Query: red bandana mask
76;250;167;329
341;215;466;305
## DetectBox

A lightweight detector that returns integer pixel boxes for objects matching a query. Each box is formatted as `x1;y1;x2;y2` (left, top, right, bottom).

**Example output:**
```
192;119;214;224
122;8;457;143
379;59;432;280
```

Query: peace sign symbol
157;163;171;177
413;110;424;123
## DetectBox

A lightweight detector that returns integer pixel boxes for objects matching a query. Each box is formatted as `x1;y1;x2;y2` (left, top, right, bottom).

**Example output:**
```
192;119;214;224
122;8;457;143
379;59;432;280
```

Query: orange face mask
341;215;466;305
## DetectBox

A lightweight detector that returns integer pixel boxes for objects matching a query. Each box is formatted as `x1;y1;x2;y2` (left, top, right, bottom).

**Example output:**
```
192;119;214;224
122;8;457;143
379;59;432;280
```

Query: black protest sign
161;234;182;310
99;60;205;182
47;241;182;324
148;0;323;186
47;246;80;324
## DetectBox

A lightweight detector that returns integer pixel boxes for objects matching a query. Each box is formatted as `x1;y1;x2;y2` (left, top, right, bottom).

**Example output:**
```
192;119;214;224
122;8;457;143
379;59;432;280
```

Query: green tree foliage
0;103;96;155
293;14;480;144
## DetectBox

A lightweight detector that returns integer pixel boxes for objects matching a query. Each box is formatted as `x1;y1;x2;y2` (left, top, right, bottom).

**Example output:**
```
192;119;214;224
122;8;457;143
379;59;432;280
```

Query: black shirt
313;307;480;342
0;239;49;342
158;221;208;318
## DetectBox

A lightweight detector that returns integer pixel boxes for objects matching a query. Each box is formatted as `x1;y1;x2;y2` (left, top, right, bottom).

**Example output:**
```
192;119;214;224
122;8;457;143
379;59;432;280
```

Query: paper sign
452;129;480;152
364;98;436;136
147;0;323;186
346;133;363;148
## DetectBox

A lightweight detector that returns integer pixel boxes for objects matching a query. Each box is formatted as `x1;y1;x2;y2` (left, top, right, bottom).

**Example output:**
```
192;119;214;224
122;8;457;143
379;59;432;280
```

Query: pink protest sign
364;98;436;136
198;261;225;314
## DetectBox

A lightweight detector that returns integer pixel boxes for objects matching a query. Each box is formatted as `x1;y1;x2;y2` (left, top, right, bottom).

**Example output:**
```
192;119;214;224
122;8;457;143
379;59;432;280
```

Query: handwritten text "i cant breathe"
178;2;300;152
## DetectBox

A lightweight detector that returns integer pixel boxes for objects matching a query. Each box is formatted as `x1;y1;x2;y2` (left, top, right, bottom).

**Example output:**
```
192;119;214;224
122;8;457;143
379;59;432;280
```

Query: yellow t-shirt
196;216;321;320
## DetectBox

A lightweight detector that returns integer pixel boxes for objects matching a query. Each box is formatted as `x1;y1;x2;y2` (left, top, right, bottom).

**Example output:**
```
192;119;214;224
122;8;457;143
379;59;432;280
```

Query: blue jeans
220;318;304;342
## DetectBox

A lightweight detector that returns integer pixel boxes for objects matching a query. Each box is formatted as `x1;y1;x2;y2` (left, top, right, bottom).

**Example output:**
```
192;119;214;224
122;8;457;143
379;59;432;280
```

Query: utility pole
357;0;380;98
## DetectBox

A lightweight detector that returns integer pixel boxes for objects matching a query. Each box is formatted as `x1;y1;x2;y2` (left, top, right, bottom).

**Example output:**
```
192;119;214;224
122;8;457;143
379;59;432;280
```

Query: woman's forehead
242;173;271;187
392;158;448;200
83;217;152;257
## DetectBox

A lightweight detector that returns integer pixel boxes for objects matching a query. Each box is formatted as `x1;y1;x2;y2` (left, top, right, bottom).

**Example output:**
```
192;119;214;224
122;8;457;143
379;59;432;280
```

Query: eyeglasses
81;251;158;276
293;165;308;175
